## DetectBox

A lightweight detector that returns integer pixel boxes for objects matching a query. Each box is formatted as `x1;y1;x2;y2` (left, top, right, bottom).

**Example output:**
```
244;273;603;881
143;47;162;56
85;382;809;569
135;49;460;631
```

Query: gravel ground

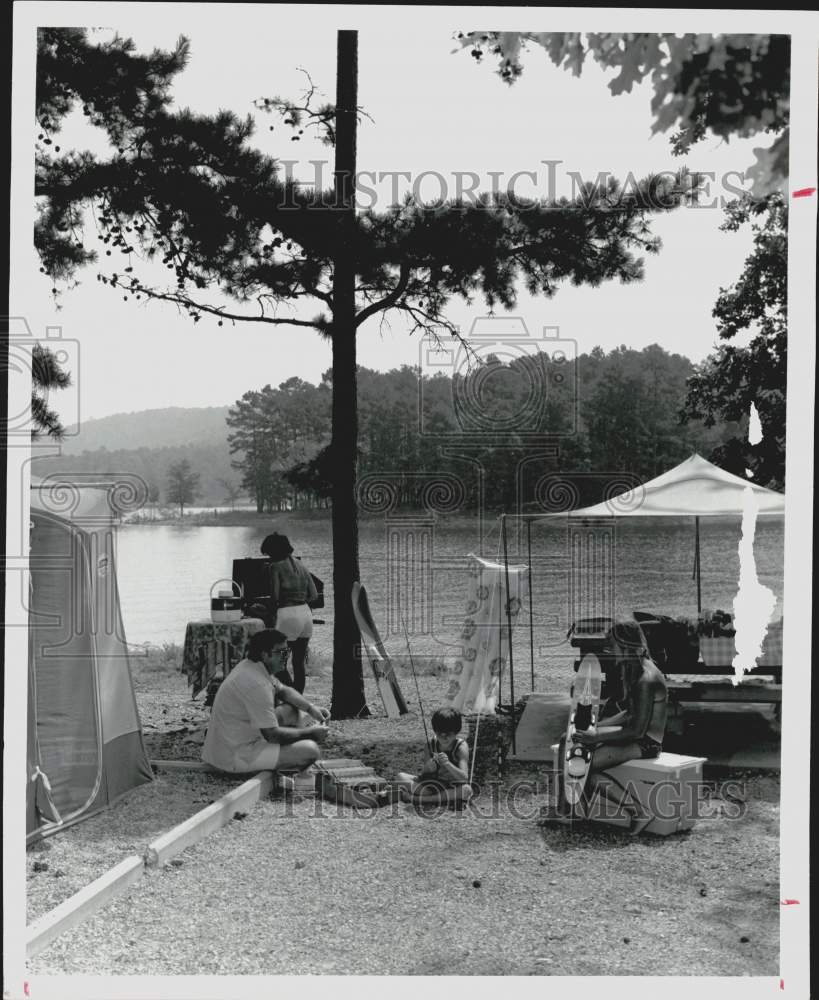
27;651;780;976
28;774;779;976
26;769;238;922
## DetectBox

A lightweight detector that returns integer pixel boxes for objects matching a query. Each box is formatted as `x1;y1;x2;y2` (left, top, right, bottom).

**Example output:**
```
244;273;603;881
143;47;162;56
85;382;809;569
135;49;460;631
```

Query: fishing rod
400;614;431;753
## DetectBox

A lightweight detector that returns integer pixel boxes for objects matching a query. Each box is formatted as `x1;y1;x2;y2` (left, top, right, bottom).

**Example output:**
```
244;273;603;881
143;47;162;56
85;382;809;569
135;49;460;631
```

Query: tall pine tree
35;27;694;715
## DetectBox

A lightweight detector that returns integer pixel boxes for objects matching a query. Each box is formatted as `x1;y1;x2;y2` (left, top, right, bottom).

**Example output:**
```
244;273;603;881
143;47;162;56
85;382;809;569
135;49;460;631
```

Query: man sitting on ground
202;629;330;776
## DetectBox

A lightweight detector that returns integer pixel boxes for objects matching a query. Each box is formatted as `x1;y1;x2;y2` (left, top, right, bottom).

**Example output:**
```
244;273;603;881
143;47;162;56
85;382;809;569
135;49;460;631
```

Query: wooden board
332;775;389;789
316;757;390;808
25;770;277;957
149;759;217;772
144;771;275;868
316;766;377;779
318;774;390;808
26;855;145;958
352;582;408;717
316;759;377;777
675;701;778;717
510;693;571;761
314;758;365;771
668;683;782;703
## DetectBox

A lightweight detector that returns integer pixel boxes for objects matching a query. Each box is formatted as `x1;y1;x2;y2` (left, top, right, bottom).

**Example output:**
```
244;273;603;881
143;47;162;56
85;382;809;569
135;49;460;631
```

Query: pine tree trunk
330;29;367;719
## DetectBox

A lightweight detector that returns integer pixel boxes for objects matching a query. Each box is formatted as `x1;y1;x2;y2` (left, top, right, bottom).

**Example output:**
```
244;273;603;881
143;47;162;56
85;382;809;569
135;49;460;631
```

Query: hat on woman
261;532;294;561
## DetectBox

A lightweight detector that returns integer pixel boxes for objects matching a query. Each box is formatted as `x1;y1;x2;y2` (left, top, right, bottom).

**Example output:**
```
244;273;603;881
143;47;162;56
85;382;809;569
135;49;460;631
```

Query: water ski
351;582;408;718
563;652;603;809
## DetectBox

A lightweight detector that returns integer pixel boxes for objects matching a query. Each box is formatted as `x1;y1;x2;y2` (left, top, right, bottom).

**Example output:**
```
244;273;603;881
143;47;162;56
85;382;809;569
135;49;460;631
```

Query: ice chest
551;747;706;836
210;579;243;623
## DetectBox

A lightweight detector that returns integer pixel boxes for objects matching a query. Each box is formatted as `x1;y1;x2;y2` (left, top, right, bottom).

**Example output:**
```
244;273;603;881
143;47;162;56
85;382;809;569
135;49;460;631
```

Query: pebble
472;879;482;888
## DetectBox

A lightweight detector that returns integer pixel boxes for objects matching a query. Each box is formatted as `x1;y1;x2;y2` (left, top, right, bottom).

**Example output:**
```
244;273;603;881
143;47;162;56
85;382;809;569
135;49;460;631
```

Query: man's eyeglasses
275;648;290;661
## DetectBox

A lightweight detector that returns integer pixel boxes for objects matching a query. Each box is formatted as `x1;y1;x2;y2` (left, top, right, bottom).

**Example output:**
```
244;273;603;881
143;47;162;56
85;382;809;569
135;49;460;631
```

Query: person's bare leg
585;743;650;831
273;704;321;772
289;638;309;694
276;739;320;772
394;772;418;802
275;703;305;727
445;784;473;808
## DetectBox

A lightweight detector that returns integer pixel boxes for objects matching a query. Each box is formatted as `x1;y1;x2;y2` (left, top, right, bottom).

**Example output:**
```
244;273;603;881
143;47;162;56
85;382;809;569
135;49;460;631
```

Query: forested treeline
228;376;332;512
230;343;749;514
32;441;241;510
33;342;764;514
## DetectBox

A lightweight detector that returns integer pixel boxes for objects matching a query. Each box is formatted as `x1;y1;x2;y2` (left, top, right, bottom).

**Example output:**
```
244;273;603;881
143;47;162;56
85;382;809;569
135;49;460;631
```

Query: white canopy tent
565;453;786;519
495;455;785;753
557;454;786;611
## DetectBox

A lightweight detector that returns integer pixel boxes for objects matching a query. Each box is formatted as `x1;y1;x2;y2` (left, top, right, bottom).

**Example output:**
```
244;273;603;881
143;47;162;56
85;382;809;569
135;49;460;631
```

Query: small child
395;707;473;806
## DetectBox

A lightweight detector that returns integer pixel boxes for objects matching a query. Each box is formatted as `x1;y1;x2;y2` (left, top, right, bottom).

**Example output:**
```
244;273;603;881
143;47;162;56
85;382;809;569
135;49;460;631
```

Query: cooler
551;746;707;836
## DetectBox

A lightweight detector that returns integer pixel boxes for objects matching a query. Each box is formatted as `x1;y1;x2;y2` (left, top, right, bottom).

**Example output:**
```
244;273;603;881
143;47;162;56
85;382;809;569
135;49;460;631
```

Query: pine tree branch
113;279;324;328
354;262;410;327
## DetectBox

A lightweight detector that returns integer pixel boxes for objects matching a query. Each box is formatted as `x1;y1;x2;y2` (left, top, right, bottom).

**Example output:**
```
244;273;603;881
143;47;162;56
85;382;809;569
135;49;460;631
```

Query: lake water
115;514;785;673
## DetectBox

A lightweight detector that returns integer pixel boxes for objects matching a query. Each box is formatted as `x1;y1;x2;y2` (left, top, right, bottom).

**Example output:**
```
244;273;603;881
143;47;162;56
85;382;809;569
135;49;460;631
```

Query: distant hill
33;406;245;507
59;405;232;454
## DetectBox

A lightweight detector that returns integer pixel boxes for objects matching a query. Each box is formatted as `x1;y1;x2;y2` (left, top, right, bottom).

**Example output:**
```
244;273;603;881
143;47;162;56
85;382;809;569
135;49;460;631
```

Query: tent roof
560;454;786;517
31;475;119;525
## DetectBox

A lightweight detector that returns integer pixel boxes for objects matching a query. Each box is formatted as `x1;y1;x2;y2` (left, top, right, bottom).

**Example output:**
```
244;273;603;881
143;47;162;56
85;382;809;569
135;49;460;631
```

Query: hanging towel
445;554;528;715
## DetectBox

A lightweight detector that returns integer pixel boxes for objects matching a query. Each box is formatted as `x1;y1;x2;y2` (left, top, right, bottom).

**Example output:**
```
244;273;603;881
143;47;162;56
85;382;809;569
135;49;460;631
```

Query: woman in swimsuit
260;532;319;695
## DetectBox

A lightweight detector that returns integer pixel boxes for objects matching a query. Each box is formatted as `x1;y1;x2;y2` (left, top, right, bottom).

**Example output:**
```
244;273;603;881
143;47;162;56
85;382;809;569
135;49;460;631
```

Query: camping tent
554;454;786;610
27;477;153;843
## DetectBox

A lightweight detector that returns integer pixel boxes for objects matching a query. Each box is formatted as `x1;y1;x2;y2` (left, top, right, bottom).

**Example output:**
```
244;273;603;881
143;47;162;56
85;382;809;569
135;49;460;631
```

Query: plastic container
210;579;243;623
550;746;707;836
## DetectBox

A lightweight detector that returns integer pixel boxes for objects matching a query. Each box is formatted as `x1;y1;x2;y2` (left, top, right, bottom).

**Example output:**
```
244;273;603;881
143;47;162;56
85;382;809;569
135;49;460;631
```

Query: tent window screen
29;516;102;818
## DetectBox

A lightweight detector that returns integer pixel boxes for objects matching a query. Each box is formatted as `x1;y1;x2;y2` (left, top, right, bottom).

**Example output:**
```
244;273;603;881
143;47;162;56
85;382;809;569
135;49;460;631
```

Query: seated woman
395;708;474;808
545;653;668;833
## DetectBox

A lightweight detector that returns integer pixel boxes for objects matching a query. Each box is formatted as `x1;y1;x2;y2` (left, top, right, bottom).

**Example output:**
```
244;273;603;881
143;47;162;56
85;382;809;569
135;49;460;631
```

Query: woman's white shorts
274;603;313;641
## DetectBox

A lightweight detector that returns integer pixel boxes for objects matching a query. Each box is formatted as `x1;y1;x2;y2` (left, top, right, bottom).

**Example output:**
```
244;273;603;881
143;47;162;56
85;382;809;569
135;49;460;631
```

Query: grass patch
129;642;184;678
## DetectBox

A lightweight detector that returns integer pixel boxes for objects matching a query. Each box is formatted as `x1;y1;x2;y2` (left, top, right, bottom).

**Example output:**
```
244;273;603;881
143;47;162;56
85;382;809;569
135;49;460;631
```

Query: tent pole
501;514;516;756
527;518;535;693
695;516;702;613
